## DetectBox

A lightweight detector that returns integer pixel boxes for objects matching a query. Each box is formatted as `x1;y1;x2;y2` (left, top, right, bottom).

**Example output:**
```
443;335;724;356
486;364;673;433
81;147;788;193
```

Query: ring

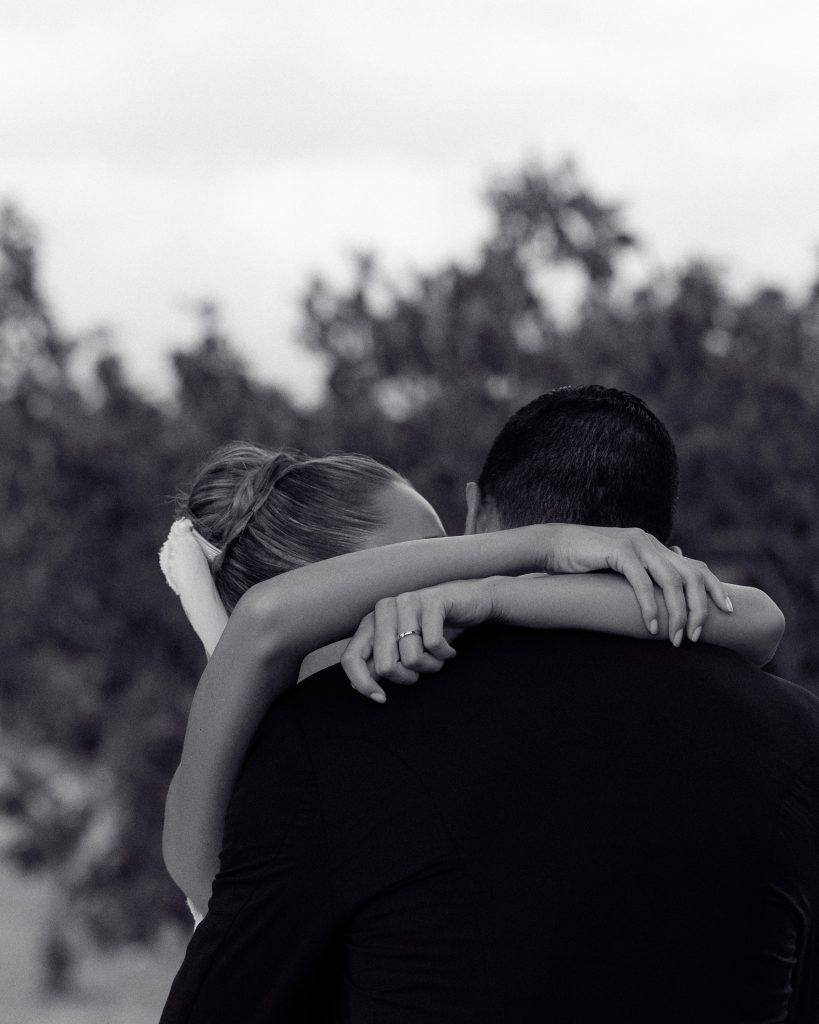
396;630;422;642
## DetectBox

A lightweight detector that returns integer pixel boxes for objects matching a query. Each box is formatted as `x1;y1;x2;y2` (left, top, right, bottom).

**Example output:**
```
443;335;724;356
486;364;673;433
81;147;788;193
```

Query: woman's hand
340;579;496;702
341;535;736;702
539;525;733;639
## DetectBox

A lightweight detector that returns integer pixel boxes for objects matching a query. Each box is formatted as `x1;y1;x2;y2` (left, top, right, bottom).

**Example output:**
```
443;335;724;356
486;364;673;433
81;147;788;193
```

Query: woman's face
363;482;446;548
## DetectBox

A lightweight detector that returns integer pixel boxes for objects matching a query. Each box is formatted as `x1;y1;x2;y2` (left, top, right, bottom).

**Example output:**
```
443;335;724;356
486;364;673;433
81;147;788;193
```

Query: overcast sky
3;0;818;401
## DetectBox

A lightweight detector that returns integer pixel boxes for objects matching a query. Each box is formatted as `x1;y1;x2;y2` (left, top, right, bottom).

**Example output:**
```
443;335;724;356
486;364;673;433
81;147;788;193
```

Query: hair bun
178;442;405;611
216;452;299;568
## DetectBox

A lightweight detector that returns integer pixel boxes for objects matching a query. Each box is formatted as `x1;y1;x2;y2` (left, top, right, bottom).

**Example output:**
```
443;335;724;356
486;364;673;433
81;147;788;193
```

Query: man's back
162;628;819;1023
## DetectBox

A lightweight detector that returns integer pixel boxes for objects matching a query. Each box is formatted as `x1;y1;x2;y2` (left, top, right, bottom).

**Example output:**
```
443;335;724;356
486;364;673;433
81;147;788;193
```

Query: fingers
679;559;733;636
624;532;710;645
657;567;688;645
394;592;450;675
419;597;458;661
340;614;387;703
678;564;709;643
616;533;685;644
641;541;689;644
373;598;419;685
646;540;731;644
609;530;731;648
613;549;660;634
701;567;734;615
665;542;732;615
397;640;447;675
342;590;462;702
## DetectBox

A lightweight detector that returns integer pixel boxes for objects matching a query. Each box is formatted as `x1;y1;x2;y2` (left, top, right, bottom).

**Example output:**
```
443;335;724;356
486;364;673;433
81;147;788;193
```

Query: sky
3;0;818;402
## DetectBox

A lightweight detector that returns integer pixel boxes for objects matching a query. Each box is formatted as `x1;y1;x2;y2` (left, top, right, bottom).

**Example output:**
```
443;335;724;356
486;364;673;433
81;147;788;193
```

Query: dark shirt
161;628;819;1023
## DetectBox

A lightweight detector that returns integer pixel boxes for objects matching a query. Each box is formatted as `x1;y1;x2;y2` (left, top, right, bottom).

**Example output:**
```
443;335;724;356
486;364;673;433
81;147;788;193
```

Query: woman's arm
488;575;784;666
220;523;733;659
163;526;560;913
163;528;555;913
341;575;785;699
163;634;306;917
163;525;730;915
163;526;564;913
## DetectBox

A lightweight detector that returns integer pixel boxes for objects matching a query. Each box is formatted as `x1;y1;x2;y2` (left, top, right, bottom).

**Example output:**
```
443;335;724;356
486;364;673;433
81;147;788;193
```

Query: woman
160;442;784;921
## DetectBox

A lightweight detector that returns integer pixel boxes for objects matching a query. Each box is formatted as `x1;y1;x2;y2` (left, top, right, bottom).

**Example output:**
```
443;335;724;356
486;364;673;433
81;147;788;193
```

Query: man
161;386;819;1021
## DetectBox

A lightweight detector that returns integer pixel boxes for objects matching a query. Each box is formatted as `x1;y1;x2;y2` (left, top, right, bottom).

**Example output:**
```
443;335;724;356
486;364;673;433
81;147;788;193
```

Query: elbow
163;774;201;894
162;832;183;893
161;786;212;917
162;826;183;890
162;773;187;892
162;786;212;914
750;592;786;668
760;601;786;668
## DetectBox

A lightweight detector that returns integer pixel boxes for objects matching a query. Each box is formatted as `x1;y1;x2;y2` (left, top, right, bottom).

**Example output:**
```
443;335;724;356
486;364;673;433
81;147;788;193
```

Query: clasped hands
341;524;733;703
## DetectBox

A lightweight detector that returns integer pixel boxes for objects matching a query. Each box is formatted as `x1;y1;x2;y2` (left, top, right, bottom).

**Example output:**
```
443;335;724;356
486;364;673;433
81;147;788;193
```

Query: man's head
466;385;678;542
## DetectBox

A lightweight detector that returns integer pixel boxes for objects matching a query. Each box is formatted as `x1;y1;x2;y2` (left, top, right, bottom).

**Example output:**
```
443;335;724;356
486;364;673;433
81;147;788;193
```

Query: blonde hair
177;442;406;611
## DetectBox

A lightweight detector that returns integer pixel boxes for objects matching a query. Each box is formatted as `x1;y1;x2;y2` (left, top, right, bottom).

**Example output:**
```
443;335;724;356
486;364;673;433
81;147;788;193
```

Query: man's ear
464;482;482;534
464;481;495;535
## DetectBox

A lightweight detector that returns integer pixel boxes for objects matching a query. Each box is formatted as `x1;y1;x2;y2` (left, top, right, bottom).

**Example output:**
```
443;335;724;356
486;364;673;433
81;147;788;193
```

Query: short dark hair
478;386;678;542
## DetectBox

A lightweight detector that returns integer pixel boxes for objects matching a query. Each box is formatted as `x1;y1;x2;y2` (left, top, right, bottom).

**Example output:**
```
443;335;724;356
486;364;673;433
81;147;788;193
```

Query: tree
0;253;311;988
299;162;819;690
2;158;818;989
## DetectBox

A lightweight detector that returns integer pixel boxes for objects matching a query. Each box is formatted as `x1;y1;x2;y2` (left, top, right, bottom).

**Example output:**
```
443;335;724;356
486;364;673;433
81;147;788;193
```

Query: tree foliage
1;162;818;987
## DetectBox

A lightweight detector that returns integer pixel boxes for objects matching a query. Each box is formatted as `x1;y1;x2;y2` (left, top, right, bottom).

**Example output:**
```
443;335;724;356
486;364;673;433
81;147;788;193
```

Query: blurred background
2;0;819;1020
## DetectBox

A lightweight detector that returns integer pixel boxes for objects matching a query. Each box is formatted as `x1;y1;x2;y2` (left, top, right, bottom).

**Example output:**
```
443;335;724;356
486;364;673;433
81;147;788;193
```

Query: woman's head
178;442;443;610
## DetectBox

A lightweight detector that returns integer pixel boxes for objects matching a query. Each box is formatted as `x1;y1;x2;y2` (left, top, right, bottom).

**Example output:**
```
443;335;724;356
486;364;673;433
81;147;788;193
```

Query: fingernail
691;626;702;643
649;619;658;636
673;629;683;648
726;597;734;613
370;692;386;703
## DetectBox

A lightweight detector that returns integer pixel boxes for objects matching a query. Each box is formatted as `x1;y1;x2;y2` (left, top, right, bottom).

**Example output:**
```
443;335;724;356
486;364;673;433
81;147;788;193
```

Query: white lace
159;519;229;657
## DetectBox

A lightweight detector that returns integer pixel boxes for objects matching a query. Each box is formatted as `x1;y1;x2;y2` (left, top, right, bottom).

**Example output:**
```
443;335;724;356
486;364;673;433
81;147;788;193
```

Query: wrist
531;523;562;573
485;575;513;622
490;523;554;575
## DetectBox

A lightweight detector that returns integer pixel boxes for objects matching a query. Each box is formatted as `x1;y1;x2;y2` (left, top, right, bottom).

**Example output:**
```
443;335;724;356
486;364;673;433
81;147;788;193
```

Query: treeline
1;161;818;987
